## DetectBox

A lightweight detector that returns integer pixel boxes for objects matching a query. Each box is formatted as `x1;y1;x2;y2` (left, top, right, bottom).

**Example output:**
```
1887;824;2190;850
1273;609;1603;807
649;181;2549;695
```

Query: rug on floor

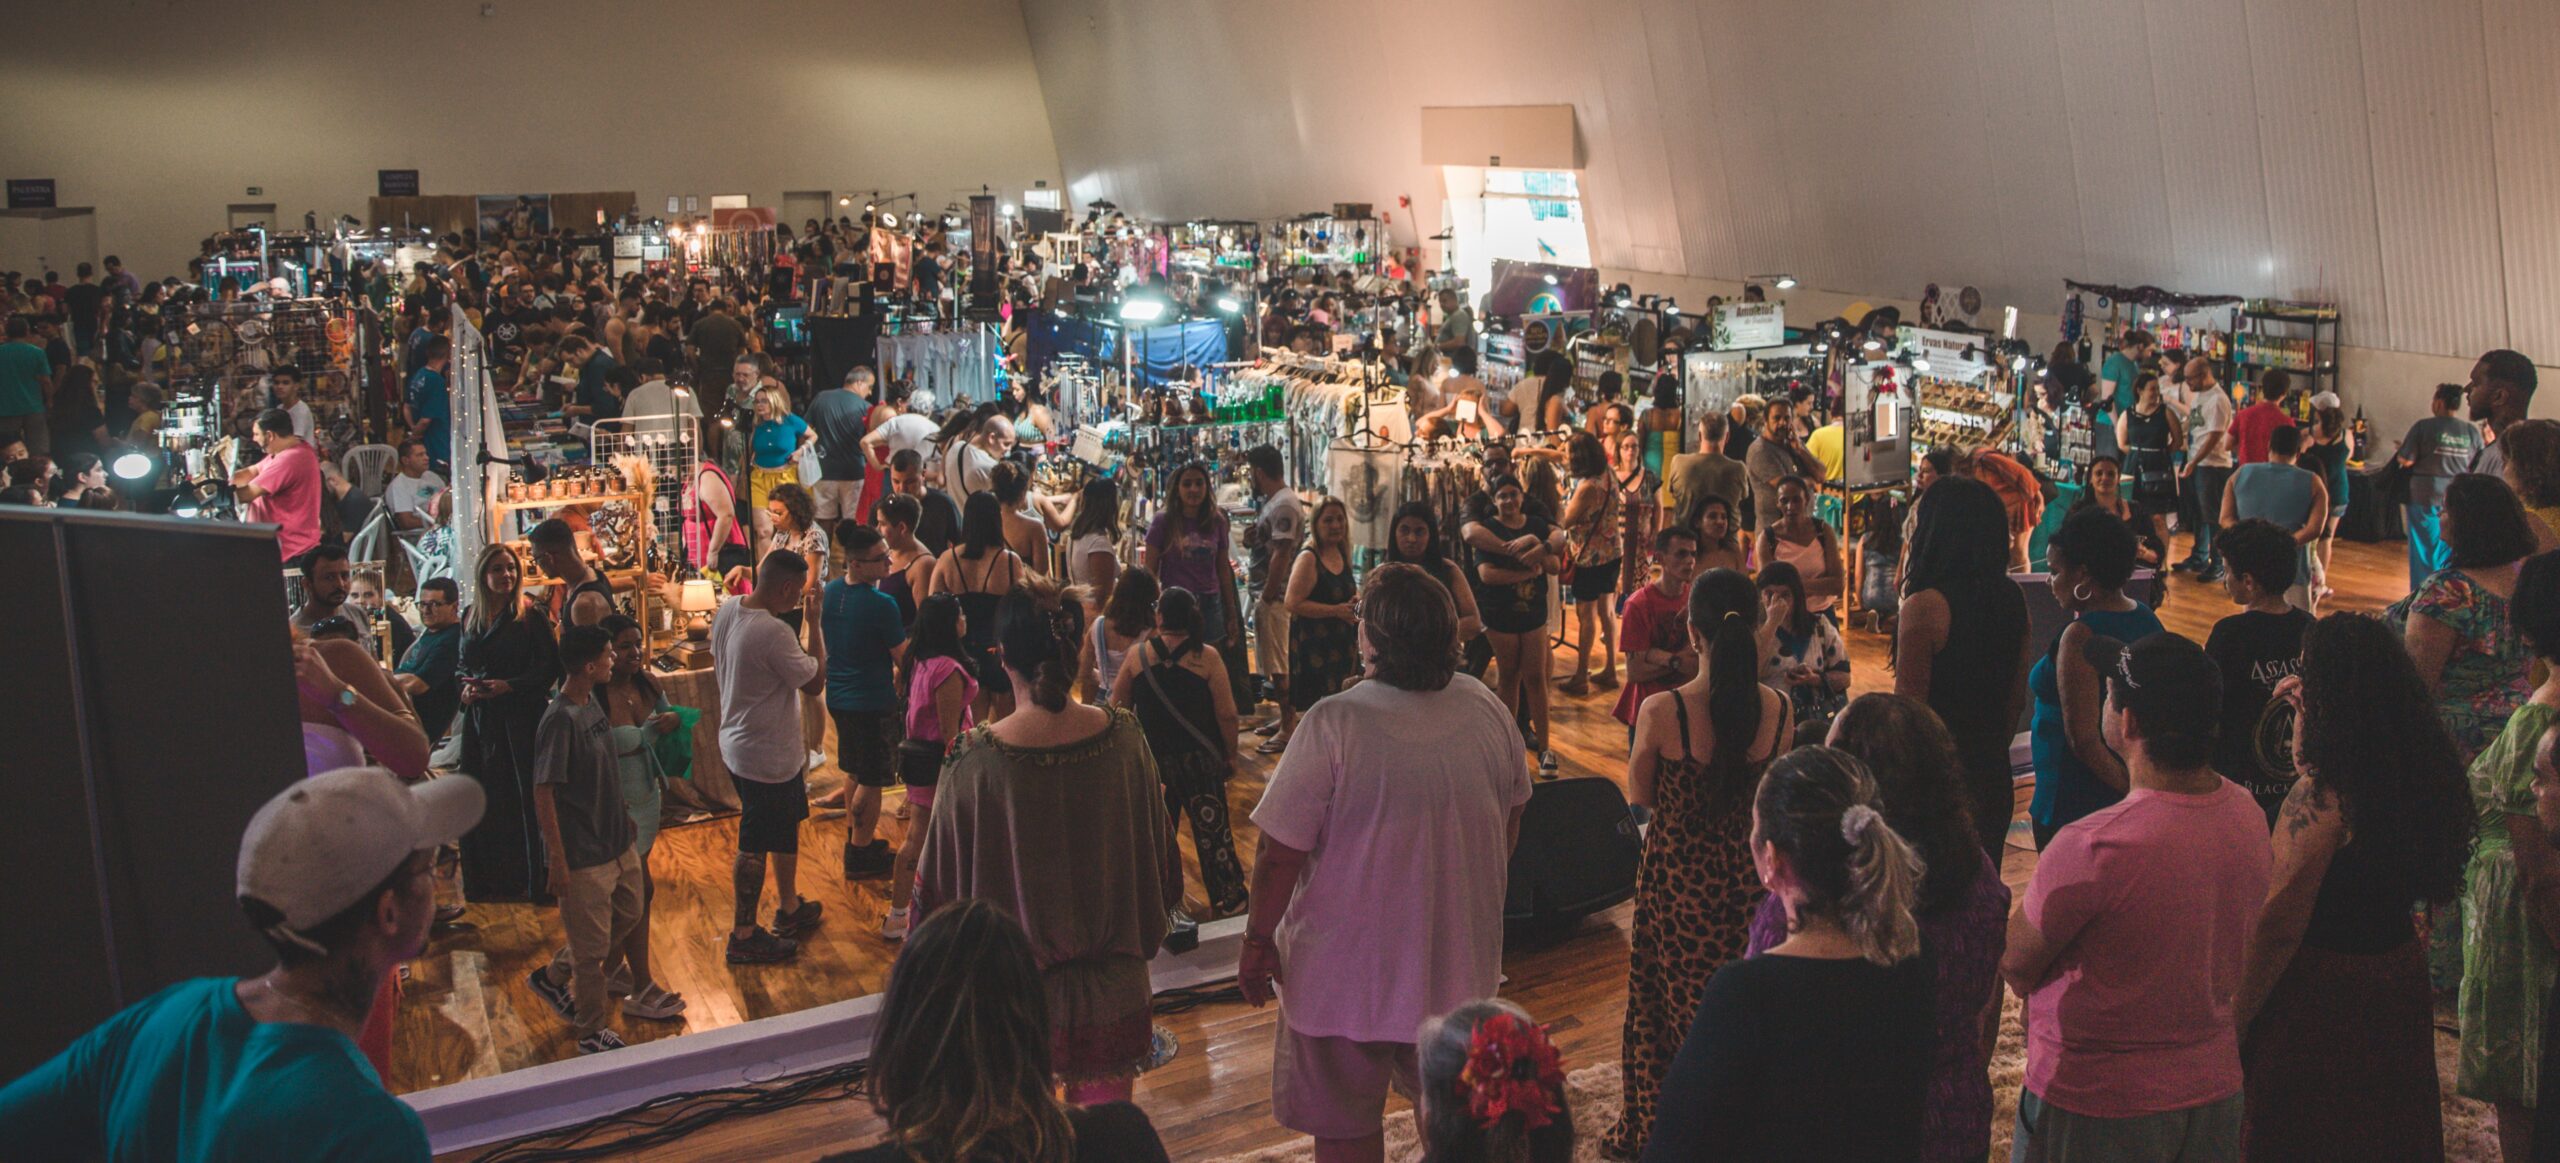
1204;992;2503;1162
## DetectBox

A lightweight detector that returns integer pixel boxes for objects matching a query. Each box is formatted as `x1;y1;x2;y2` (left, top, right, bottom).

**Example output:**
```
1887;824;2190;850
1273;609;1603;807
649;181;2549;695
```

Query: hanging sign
377;170;420;197
1900;327;1991;381
8;179;56;210
1710;301;1784;350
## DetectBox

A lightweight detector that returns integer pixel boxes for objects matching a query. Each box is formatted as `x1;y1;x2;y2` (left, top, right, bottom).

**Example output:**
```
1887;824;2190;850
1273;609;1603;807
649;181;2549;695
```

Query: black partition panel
0;509;304;1076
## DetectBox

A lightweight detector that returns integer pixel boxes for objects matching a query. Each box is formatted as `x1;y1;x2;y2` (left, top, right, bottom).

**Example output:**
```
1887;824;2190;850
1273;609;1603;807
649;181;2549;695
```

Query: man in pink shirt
232;407;323;562
1614;525;1700;739
1239;564;1532;1163
2001;632;2273;1161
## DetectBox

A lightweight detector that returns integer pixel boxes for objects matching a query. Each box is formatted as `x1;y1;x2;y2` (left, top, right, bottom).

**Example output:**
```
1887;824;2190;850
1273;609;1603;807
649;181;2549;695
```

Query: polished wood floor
420;534;2411;1161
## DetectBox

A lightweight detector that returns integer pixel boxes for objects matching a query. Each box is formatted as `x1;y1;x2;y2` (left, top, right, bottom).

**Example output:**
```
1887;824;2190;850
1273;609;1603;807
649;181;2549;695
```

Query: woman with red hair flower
1417;999;1572;1163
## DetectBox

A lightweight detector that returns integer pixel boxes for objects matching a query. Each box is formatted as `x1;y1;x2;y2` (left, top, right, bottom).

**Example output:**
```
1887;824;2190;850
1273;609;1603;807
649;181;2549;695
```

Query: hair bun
1840;803;1882;844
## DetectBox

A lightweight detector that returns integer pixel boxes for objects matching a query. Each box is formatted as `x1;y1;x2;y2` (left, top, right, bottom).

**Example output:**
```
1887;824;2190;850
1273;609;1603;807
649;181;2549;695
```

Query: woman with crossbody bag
882;594;978;941
1109;586;1248;923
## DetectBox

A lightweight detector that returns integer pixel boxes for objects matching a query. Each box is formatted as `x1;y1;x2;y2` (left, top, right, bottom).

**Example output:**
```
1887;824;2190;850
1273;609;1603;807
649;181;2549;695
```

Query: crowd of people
12;218;2560;1163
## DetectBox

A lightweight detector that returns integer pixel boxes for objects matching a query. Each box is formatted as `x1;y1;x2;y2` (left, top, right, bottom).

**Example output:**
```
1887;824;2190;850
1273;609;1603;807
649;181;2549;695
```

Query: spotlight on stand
111;450;158;485
1663;299;1680;316
1118;295;1168;323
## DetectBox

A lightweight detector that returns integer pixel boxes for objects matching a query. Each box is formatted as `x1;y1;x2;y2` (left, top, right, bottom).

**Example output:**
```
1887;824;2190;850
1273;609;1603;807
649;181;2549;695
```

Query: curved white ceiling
1023;0;2560;362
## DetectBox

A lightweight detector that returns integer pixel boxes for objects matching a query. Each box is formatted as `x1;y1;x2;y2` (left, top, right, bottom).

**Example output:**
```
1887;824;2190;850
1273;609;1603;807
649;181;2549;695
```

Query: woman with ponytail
914;592;1176;1104
1744;695;2010;1163
1605;568;1792;1157
1417;999;1574;1163
1642;747;1934;1161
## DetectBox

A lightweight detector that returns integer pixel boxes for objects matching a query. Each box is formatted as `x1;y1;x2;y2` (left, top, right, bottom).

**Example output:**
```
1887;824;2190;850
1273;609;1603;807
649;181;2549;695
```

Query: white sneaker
881;907;909;941
807;749;827;773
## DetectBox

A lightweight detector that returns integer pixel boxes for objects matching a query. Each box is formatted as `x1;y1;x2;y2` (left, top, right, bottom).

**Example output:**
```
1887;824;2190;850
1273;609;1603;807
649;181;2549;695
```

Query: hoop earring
2072;581;2094;603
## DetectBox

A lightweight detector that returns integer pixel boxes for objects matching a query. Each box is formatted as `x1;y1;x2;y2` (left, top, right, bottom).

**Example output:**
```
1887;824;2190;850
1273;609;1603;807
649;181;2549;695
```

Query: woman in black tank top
1112;588;1247;918
1894;479;2030;860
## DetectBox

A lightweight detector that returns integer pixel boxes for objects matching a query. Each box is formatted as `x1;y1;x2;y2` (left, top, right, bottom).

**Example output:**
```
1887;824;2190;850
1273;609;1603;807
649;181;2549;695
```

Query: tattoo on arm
2280;779;2336;839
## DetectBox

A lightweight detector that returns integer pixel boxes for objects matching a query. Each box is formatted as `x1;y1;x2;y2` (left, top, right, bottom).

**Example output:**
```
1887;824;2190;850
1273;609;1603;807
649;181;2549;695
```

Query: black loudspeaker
1504;776;1642;942
0;509;306;1077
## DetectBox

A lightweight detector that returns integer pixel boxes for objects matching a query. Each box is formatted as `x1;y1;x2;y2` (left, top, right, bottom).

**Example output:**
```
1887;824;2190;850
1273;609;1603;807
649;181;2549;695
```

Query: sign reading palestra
7;178;57;210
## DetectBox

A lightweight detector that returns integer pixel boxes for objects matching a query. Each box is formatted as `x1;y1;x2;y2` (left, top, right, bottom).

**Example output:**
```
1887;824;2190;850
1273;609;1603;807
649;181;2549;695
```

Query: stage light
1118;296;1167;323
111;451;154;481
1216;296;1242;314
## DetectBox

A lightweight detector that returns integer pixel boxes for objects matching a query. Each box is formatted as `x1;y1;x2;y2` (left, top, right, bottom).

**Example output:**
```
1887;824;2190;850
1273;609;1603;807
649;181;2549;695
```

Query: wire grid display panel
589;413;704;569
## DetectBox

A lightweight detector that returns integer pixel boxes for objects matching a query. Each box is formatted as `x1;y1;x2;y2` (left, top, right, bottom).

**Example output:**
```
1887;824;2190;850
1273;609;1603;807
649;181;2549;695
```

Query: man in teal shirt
2102;329;2156;413
0;768;485;1162
0;315;54;455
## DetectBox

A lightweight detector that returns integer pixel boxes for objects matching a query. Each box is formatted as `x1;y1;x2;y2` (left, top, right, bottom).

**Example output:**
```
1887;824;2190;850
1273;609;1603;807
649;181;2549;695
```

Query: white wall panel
2357;0;2509;357
1022;0;2560;381
2241;0;2393;348
2145;0;2277;300
2482;0;2560;360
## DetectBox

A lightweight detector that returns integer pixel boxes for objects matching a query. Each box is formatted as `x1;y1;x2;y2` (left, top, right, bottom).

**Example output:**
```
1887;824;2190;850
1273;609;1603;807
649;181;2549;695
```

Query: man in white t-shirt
861;404;940;465
618;357;702;439
709;549;827;965
382;441;446;531
2175;357;2236;581
270;368;314;441
1241;565;1532;1156
1242;444;1305;744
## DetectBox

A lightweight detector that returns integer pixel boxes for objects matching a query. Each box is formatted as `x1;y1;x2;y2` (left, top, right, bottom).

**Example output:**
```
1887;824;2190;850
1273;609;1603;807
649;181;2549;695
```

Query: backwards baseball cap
237;767;484;951
2081;632;2222;743
2309;391;2342;411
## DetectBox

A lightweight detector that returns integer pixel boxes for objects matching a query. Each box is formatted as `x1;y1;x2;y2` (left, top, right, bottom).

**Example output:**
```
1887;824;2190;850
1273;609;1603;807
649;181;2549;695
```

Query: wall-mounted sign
1710;301;1785;350
378;170;419;197
6;179;55;210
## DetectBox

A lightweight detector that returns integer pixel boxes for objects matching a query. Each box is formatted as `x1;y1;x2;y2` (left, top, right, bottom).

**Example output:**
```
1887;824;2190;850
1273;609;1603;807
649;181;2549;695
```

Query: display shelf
491;488;648;514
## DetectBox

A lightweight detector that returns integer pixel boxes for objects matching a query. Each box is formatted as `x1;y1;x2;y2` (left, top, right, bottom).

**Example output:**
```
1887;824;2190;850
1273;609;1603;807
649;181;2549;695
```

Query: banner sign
1711;301;1784;350
377;170;419;197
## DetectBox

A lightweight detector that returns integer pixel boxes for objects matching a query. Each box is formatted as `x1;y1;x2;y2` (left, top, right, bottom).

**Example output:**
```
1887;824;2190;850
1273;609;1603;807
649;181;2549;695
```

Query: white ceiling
1021;0;2560;362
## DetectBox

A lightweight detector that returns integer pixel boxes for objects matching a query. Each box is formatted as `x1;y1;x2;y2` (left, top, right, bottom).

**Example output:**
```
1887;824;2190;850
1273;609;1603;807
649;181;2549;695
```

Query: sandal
1558;674;1591;696
1256;735;1290;754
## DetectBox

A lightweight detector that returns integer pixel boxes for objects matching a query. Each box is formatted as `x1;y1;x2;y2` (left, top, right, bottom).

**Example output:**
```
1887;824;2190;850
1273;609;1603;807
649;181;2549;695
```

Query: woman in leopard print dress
1605;567;1792;1157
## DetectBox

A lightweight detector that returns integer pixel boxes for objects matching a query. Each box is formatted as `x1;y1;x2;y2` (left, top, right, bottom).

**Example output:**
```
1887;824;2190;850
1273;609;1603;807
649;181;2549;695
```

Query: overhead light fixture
1749;272;1799;290
864;202;876;213
879;212;898;228
1118;296;1167;323
837;195;851;207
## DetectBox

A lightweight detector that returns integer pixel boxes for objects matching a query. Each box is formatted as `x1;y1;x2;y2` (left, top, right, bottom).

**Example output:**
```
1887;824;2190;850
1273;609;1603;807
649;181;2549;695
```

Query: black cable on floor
463;976;1250;1161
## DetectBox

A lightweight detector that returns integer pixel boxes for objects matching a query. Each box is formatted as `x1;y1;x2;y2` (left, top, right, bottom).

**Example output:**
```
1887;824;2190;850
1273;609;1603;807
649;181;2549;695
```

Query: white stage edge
408;917;1249;1155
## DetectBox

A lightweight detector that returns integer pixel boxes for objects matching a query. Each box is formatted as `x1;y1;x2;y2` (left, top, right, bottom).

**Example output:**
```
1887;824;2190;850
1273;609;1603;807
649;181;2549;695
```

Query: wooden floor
420;534;2412;1161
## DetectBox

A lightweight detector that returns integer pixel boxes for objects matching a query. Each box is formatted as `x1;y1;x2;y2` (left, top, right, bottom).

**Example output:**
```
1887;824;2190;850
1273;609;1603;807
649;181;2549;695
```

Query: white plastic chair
342;443;398;498
348;501;392;569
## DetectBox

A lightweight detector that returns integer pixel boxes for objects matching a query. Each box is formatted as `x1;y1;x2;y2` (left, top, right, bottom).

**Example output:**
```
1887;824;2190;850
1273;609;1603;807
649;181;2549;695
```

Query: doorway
782;190;831;237
0;207;98;277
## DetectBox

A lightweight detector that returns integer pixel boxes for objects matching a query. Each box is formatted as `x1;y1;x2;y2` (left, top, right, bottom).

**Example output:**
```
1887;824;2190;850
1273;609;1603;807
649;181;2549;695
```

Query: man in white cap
0;767;482;1161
